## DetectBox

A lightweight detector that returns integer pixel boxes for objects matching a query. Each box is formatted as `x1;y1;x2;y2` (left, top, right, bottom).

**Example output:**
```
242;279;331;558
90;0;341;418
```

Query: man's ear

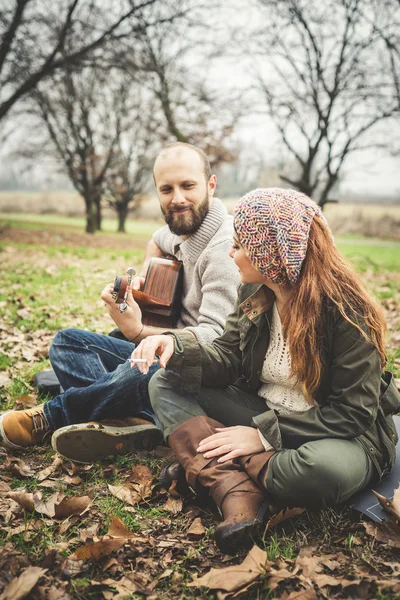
208;174;217;197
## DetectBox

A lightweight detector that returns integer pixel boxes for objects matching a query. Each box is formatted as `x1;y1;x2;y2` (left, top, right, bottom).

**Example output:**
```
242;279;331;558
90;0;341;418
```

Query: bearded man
0;143;239;463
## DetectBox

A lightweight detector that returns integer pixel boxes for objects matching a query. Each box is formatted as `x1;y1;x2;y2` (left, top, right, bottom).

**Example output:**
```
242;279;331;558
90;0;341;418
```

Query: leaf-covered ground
1;223;400;600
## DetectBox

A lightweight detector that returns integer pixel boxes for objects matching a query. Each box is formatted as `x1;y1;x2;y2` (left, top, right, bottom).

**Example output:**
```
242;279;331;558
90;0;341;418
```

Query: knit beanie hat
234;188;329;285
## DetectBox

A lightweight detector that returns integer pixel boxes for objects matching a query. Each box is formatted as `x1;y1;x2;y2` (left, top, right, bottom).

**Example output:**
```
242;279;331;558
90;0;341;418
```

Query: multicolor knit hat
234;188;330;285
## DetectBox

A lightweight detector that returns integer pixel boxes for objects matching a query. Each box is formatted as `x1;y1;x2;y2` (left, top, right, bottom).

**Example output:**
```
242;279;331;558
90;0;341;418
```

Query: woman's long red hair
281;215;387;401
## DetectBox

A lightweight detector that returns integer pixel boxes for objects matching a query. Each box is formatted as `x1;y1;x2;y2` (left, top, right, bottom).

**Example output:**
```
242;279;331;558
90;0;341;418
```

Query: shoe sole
52;423;164;463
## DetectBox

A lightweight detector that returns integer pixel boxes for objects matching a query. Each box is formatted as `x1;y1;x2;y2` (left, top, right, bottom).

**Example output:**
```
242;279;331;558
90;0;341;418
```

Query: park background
0;1;400;599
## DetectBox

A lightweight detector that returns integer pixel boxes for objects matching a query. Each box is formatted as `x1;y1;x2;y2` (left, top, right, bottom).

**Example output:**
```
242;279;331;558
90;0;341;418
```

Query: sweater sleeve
184;239;240;345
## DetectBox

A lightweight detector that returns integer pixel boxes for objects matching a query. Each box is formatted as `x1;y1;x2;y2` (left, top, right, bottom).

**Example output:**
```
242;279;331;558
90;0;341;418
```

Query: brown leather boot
239;450;277;488
168;416;270;555
0;405;52;449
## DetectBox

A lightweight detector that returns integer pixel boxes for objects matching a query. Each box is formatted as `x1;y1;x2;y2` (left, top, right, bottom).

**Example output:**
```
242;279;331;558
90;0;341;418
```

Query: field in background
0;190;399;240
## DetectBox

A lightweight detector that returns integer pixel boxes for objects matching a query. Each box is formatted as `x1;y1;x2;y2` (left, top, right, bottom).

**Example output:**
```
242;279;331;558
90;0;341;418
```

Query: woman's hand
197;426;264;463
101;284;143;340
130;335;175;373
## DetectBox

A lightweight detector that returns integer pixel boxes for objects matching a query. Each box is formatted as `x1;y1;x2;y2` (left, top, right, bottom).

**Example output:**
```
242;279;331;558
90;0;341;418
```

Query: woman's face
229;233;266;285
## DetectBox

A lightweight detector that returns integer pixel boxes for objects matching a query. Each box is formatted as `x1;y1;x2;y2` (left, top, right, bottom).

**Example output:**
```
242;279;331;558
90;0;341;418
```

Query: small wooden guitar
112;257;183;328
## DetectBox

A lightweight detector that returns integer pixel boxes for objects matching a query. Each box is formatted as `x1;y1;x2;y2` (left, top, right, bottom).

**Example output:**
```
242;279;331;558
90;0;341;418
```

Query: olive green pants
149;369;376;509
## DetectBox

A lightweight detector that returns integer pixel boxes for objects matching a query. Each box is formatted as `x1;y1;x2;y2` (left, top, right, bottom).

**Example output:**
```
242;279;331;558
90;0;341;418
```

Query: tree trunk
117;202;128;233
94;194;102;231
85;198;96;233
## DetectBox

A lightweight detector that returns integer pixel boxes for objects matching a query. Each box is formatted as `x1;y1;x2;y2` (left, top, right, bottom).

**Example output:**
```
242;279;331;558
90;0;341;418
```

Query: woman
130;188;400;555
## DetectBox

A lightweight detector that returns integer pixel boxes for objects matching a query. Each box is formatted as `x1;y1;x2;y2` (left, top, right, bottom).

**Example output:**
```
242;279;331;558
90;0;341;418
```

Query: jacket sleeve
166;291;245;394
252;309;382;450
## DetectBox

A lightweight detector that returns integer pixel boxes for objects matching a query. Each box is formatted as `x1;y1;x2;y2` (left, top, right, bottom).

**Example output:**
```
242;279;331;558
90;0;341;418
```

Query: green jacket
168;284;400;479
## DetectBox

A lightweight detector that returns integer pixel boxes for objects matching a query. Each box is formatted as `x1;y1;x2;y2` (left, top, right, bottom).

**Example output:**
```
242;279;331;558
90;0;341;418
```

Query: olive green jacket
168;284;400;479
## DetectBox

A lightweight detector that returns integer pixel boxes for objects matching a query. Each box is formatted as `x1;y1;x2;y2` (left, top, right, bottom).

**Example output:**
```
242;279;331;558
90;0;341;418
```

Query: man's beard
163;195;209;236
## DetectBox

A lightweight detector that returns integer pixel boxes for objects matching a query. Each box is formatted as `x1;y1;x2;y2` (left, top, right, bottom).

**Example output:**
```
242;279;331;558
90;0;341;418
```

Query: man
0;142;239;463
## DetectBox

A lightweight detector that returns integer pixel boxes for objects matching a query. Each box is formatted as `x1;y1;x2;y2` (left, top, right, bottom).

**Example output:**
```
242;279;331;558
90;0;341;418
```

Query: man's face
153;149;216;236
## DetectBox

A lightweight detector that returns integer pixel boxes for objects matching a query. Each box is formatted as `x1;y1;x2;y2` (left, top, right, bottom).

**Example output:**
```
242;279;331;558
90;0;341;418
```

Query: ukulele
112;257;183;328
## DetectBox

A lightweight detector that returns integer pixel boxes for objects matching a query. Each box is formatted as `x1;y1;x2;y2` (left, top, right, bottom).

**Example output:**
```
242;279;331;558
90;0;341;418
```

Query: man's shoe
0;405;52;449
51;417;164;463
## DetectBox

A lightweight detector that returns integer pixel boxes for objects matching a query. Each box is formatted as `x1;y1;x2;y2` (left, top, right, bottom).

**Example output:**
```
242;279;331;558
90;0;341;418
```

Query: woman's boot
167;415;270;555
238;450;277;489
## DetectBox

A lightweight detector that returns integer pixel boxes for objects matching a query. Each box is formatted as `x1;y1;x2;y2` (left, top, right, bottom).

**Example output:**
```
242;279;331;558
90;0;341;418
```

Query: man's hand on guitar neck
101;284;143;342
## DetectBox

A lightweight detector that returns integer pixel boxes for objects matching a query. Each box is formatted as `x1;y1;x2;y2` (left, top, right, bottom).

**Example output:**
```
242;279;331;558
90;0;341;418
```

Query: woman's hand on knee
197;426;264;463
130;335;174;373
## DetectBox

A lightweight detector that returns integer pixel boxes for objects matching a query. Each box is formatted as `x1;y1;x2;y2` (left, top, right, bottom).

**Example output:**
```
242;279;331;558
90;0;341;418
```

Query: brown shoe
51;417;164;463
0;405;52;449
168;416;269;555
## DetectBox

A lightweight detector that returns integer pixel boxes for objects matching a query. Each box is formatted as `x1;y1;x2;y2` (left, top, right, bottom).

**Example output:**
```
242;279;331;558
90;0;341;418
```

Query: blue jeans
44;329;160;430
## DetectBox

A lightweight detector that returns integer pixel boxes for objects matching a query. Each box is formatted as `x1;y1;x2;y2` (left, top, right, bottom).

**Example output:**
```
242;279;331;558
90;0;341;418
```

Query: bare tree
103;95;166;233
31;67;138;233
117;15;243;169
252;0;400;207
0;0;174;125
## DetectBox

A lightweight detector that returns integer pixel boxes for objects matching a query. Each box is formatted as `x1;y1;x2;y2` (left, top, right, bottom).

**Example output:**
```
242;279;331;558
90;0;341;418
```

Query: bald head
153;142;212;183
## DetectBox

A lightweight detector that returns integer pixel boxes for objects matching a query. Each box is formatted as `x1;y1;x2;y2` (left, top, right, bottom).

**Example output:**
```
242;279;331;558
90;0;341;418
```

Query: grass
0;216;400;599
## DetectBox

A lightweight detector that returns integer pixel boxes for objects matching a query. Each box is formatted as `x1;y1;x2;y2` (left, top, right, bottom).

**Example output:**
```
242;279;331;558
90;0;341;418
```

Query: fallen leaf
188;545;267;591
266;506;306;529
129;465;153;484
187;517;206;537
0;566;47;600
12;394;38;410
106;516;137;539
36;457;63;482
70;539;125;562
163;497;183;514
7;490;35;512
8;459;35;478
373;485;400;520
108;484;142;506
363;520;400;548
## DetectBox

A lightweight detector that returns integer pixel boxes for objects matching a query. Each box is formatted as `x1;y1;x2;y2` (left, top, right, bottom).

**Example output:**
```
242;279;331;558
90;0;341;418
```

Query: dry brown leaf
12;394;37;410
79;523;100;542
0;481;11;495
188;545;267;591
70;539;125;562
163;496;183;514
53;495;93;519
106;516;137;539
0;566;47;600
373;485;400;520
266;506;306;529
0;373;11;387
283;591;318;600
129;464;153;484
107;484;141;506
8;459;35;478
36;457;63;482
187;517;206;537
363;520;400;548
33;492;65;517
6;519;43;539
7;490;35;512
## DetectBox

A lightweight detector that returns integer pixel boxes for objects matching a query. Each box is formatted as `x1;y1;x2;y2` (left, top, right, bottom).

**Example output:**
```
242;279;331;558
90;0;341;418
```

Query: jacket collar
240;285;275;320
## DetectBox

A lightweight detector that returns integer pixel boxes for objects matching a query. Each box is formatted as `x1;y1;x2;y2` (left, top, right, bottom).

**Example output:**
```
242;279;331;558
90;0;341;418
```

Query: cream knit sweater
257;303;311;451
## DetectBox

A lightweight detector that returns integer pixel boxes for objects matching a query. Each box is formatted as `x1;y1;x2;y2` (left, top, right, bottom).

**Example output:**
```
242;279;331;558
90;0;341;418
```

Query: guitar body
113;257;183;328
